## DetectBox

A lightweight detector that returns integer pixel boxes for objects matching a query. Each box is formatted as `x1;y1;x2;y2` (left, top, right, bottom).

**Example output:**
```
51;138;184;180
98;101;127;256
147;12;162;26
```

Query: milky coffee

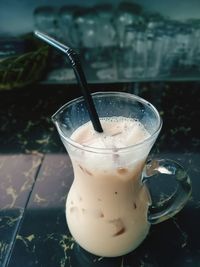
66;116;152;257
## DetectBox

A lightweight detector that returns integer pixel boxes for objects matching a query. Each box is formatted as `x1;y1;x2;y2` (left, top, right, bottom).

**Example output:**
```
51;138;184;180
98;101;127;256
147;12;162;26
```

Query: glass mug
52;92;191;257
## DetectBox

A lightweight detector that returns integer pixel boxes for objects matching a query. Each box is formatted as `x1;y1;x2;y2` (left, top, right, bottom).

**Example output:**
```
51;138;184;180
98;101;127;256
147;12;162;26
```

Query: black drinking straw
34;31;103;133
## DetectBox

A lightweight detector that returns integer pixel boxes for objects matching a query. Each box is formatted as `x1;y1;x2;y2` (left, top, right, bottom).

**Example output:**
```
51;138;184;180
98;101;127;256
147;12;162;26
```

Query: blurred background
1;0;200;86
1;0;200;35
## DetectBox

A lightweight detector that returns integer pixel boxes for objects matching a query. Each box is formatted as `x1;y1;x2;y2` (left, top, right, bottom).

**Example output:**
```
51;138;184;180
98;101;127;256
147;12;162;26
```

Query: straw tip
34;30;44;39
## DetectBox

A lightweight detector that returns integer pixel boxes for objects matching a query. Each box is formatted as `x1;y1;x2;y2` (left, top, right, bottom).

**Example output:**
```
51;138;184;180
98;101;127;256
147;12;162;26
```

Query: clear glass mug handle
143;159;192;224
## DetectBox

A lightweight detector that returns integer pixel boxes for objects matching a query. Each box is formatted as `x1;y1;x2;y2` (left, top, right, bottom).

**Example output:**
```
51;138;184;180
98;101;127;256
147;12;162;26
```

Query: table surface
0;82;200;267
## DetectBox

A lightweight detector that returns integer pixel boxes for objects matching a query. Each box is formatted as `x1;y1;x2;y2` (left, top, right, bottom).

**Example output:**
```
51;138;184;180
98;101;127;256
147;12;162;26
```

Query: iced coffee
52;92;191;258
66;116;152;257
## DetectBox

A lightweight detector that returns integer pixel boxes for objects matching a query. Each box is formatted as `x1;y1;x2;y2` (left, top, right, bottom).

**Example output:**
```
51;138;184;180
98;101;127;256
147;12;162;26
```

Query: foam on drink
71;116;150;149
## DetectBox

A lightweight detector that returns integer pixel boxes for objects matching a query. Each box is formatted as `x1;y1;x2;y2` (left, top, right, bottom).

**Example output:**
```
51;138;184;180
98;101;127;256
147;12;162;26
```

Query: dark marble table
0;82;200;267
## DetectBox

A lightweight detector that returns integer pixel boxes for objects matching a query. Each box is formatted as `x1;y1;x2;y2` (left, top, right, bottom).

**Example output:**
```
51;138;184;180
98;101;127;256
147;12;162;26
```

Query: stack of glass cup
33;2;200;81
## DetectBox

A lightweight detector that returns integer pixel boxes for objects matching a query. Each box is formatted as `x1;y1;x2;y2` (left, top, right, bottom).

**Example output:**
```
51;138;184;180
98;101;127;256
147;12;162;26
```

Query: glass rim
52;91;163;154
